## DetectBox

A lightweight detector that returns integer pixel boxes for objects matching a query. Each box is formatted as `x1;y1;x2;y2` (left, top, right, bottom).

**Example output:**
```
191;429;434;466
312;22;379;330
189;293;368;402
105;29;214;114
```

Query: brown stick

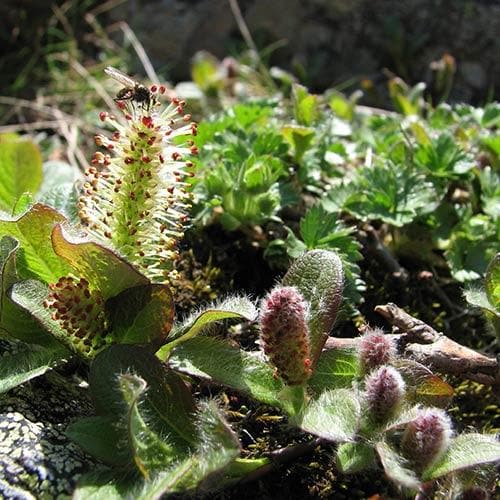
324;303;499;387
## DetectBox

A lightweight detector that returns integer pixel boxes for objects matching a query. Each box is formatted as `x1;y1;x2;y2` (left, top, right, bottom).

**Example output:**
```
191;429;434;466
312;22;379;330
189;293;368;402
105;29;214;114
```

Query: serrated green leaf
51;224;149;300
344;162;438;227
38;183;80;223
337;442;376;474
0;342;67;393
422;433;500;481
38;160;82;196
308;348;359;393
168;336;298;413
294;388;360;441
0;134;42;212
282;250;344;364
157;295;257;358
0;204;70;283
376;441;421;489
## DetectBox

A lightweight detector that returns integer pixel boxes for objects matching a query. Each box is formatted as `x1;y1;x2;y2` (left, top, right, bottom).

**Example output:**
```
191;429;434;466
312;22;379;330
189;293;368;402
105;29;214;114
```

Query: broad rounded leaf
0;204;70;283
51;224;149;300
0;134;42;212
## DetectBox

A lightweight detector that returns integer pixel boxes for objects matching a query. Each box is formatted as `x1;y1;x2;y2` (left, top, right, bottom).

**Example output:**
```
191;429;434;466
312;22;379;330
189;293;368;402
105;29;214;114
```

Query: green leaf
134;400;240;497
294;388;360;442
485;253;500;311
105;284;174;347
0;236;55;344
66;415;130;467
0;204;70;283
74;401;240;499
73;469;129;500
292;84;319;126
282;250;344;364
90;345;197;447
414;133;472;181
168;336;299;414
422;433;500;481
0;342;67;393
281;125;315;162
376;441;421;489
191;51;222;94
337;442;376;474
157;295;257;358
308;348;359;393
118;372;181;476
51;224;149;300
0;134;42;212
344;162;438;227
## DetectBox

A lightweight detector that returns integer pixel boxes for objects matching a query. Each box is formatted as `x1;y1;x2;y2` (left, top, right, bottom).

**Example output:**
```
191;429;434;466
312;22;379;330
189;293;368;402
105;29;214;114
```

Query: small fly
104;66;156;110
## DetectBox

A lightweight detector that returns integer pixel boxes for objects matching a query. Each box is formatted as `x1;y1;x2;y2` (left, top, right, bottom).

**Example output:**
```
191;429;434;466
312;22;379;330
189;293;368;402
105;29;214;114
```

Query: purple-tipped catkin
259;286;312;385
358;326;396;371
401;408;453;471
365;365;405;422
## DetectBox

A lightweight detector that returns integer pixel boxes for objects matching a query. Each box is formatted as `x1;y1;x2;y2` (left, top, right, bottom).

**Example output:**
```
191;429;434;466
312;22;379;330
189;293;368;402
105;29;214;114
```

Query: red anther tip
150;85;158;93
99;111;107;121
142;116;153;127
159;85;166;94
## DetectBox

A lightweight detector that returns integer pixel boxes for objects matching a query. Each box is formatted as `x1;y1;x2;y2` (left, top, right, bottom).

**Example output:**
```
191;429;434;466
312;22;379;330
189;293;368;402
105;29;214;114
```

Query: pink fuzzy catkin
259;286;312;385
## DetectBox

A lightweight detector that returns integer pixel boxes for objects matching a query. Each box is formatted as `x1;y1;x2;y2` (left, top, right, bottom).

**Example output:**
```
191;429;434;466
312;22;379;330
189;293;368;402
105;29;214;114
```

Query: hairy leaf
157;295;257;357
308;348;359;393
168;336;298;413
376;441;420;489
282;249;344;365
294;388;360;442
337;442;376;474
0;341;67;393
422;433;500;481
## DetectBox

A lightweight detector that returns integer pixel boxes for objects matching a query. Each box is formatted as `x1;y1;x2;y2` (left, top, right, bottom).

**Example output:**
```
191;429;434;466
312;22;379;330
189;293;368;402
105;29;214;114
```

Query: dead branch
324;303;499;387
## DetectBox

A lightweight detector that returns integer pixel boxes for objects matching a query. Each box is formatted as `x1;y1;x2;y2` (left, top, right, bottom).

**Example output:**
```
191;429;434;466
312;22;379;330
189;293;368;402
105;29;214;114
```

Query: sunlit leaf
0;134;42;212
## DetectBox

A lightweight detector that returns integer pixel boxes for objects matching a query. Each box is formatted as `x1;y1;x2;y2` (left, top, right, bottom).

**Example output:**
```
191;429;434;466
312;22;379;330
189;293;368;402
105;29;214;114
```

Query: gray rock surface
0;361;97;499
